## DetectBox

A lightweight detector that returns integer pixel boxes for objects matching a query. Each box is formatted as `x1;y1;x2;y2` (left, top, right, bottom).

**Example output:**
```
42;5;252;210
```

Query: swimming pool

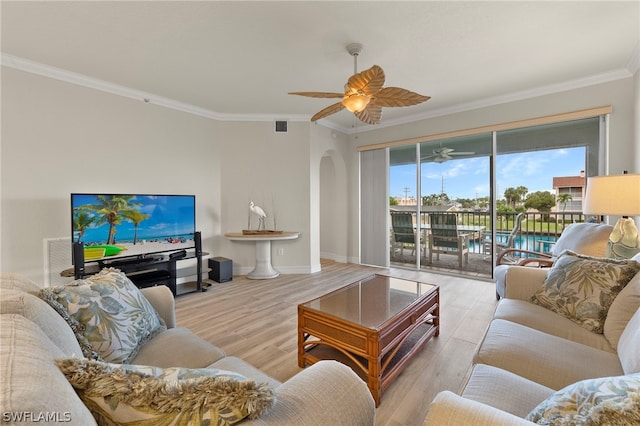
470;233;558;255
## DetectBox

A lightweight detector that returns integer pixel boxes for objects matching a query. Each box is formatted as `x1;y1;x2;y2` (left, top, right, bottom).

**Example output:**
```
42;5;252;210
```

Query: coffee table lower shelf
302;320;437;400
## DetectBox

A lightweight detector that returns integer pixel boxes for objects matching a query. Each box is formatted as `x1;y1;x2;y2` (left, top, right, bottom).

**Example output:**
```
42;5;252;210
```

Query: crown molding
2;52;634;134
1;53;310;123
347;67;634;135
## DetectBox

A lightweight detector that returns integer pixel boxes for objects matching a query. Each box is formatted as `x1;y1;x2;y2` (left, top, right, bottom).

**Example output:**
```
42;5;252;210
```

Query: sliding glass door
390;134;492;275
383;116;601;278
493;118;599;258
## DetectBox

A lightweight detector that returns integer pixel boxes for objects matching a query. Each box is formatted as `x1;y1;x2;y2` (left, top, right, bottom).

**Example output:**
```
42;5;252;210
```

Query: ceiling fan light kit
289;43;430;125
342;93;370;112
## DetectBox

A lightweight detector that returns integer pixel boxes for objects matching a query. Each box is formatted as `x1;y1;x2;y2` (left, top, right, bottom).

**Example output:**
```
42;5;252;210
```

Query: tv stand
73;232;206;296
101;255;157;268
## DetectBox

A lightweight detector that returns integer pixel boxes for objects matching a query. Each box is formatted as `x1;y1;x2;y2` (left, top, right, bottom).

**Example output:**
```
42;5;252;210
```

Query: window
362;112;606;278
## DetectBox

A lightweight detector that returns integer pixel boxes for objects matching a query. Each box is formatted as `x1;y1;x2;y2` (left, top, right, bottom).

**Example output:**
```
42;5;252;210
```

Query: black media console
73;232;206;296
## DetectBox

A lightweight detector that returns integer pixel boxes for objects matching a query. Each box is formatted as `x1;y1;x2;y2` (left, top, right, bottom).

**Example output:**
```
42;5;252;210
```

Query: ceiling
2;1;639;133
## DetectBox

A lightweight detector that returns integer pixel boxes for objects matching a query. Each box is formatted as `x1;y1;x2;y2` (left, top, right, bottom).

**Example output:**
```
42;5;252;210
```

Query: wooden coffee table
298;274;439;406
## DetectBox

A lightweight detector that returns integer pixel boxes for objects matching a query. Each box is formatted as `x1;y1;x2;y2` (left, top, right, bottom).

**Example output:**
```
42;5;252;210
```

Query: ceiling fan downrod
346;43;363;74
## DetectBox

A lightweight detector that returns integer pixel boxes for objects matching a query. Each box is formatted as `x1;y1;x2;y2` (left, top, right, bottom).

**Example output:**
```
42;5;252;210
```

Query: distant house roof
553;176;585;188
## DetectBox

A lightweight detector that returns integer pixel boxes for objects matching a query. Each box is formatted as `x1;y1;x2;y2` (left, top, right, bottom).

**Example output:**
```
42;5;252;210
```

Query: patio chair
427;213;469;268
390;212;418;260
493;212;525;264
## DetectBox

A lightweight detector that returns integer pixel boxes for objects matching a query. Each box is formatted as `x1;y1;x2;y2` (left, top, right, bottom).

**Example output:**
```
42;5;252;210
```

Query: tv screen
71;193;196;263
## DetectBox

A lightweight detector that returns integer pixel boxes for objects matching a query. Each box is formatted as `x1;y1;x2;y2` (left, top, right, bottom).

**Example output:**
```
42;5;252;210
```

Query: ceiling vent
275;120;288;133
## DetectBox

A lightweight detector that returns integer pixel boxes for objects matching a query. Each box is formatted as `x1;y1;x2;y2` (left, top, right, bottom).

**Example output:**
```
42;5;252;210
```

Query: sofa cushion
0;289;83;357
462;364;554;418
493;299;614;352
618;308;640;374
530;251;640;333
425;391;534;426
40;268;166;363
132;326;226;368
0;272;42;294
525;373;640;425
604;271;640;349
56;357;275;425
473;319;623;390
0;314;97;425
210;356;282;390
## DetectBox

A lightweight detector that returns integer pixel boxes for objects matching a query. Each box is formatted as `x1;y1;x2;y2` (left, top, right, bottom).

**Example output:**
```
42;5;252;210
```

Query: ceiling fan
422;146;476;163
289;43;430;125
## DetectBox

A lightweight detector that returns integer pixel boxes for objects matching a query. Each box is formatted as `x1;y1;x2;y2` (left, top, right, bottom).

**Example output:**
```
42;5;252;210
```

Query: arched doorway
319;150;348;263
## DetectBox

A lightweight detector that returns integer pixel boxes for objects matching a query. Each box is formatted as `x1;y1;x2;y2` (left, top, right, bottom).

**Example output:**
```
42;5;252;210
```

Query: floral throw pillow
526;373;640;425
530;251;640;333
40;268;166;363
56;358;275;426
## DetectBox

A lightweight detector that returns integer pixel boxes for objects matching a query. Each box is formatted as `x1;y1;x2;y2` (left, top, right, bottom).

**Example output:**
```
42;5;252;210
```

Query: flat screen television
71;193;196;263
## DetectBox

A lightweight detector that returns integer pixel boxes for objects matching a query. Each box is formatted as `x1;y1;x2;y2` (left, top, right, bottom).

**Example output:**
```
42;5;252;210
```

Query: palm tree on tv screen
72;210;96;243
122;210;150;245
85;195;143;244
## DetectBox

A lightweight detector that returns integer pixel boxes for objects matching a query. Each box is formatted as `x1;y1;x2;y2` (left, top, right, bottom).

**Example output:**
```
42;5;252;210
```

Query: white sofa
0;273;375;425
424;256;640;425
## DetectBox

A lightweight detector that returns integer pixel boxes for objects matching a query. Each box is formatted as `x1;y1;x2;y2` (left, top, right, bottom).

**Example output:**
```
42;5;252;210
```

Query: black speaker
208;257;232;283
73;242;85;278
194;231;202;255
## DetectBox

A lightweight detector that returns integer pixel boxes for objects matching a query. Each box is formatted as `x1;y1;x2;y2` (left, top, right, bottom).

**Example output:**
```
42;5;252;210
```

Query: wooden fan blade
370;87;430;107
346;65;385;97
355;105;382;125
310;102;345;122
289;91;345;99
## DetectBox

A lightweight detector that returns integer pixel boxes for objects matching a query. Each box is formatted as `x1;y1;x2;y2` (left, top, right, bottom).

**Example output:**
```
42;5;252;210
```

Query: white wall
0;67;334;282
634;69;640;170
0;66;354;284
1;67;223;284
215;120;314;274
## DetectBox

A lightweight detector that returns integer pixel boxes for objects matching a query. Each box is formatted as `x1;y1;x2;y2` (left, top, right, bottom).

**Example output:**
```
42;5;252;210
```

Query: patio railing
392;210;587;256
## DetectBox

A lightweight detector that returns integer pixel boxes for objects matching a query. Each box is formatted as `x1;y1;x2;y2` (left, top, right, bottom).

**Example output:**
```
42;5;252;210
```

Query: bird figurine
249;201;267;231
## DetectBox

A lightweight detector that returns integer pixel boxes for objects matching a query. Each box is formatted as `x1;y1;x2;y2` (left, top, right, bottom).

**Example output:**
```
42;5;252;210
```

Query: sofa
424;252;640;425
0;271;375;425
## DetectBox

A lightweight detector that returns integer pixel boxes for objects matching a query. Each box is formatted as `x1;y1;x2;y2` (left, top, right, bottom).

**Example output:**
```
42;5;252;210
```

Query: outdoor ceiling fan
289;43;430;125
422;146;475;163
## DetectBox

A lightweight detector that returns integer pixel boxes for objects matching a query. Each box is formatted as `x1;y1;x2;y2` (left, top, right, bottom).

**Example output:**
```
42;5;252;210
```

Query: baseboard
320;251;348;263
233;264;318;276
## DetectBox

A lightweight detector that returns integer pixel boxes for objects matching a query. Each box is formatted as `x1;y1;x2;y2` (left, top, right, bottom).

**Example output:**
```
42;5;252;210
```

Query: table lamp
583;173;640;259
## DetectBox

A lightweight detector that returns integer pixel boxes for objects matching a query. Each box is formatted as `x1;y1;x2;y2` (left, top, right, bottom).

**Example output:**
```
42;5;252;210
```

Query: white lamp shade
583;174;640;216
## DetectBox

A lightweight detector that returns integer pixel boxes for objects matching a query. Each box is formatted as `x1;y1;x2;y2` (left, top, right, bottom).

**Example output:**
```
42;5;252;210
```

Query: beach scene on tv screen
72;194;195;260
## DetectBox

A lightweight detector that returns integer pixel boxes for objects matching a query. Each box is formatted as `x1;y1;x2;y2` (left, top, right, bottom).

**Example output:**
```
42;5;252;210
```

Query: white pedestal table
224;231;300;279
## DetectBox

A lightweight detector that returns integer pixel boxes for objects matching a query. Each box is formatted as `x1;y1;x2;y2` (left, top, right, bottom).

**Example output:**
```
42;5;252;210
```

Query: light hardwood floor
175;260;498;426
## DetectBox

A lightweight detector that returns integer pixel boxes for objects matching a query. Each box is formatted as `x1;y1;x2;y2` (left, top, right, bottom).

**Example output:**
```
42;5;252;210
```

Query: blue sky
390;147;586;201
